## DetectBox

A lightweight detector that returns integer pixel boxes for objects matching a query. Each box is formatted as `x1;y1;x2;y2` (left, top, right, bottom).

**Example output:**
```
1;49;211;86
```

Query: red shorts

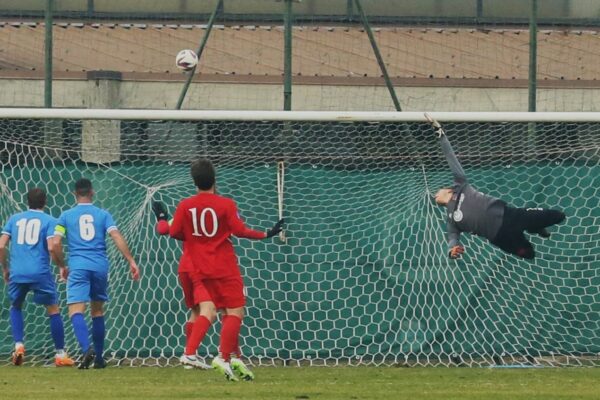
178;270;197;309
197;275;246;310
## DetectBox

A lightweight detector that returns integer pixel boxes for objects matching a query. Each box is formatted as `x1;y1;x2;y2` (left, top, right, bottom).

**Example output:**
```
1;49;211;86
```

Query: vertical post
176;0;223;110
87;0;95;17
527;0;538;155
281;0;294;236
283;0;293;111
44;0;53;108
561;0;570;17
82;71;123;164
528;0;538;112
476;0;483;20
347;0;354;22
354;0;402;111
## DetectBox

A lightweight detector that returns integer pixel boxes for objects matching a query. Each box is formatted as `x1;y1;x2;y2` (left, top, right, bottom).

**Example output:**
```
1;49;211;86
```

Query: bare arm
0;234;9;283
49;236;68;281
109;229;140;280
49;236;66;269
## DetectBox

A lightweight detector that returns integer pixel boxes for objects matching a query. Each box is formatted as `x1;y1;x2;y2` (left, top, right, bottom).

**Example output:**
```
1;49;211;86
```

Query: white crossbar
2;108;600;122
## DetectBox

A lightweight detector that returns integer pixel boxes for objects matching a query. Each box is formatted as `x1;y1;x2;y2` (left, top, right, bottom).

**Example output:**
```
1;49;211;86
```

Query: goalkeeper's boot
55;353;75;367
527;228;551;238
78;348;95;370
12;344;25;366
536;228;551;238
230;357;255;381
179;354;211;370
211;356;239;382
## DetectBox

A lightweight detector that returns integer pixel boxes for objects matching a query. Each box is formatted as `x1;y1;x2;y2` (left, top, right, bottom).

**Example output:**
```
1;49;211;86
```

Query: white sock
56;349;65;357
15;342;23;350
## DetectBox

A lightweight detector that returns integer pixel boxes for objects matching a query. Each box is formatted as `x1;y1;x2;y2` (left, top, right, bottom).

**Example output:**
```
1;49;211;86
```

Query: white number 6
79;214;95;241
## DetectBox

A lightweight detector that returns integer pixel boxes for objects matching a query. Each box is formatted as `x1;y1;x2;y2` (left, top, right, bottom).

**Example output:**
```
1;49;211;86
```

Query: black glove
152;201;169;221
265;218;285;239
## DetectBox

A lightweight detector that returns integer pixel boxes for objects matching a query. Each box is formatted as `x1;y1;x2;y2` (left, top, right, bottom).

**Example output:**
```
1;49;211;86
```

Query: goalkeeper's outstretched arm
425;114;467;184
440;135;467;185
425;114;466;259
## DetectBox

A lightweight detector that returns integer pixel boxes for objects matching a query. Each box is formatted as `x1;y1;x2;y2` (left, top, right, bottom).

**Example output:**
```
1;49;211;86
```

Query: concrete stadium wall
2;78;600;112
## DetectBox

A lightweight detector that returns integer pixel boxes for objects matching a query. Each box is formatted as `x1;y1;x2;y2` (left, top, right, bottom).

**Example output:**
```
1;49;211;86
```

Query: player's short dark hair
190;159;216;190
74;178;93;197
27;188;46;209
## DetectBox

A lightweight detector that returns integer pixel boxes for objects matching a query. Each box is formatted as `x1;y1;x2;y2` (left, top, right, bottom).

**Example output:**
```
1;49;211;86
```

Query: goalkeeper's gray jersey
440;136;506;248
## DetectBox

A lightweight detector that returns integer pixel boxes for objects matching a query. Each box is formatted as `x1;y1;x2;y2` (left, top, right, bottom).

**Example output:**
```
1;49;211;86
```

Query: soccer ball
175;49;198;72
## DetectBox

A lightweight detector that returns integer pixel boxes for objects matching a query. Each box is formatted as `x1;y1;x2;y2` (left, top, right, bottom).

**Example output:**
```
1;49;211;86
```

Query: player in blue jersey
0;188;75;366
52;178;140;369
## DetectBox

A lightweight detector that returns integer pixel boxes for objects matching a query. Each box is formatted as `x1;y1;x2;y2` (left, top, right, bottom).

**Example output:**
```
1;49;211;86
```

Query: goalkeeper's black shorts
491;206;565;259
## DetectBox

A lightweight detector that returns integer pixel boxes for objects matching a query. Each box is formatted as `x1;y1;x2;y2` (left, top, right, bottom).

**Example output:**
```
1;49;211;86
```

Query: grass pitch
1;366;599;399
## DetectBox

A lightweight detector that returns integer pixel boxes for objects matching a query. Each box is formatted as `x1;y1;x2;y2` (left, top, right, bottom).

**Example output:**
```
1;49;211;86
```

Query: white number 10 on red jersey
189;207;218;237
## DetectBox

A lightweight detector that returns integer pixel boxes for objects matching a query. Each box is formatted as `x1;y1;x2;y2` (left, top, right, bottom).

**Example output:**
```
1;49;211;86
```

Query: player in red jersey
167;159;283;381
153;204;211;369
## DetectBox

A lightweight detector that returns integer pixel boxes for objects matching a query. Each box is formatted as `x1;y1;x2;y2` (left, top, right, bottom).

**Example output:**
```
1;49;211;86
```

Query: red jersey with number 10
169;192;265;279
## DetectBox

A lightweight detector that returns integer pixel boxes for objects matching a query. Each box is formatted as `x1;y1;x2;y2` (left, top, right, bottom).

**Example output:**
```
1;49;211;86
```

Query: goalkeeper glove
424;113;445;138
265;218;285;239
151;201;169;222
449;245;465;259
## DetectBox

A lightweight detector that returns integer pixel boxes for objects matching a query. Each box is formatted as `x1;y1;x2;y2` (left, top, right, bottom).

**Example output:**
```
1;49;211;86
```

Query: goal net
0;109;598;367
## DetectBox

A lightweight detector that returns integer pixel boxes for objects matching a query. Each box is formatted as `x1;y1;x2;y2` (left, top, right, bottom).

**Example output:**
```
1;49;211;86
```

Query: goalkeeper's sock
219;315;242;362
70;313;90;352
92;316;105;359
185;322;194;343
48;313;65;351
9;307;25;344
185;316;211;356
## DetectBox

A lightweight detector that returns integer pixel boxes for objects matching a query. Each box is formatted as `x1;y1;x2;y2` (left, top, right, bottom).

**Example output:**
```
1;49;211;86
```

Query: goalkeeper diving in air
426;114;566;260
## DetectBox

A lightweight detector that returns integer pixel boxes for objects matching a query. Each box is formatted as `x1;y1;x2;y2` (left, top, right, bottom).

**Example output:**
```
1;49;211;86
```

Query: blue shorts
9;274;58;307
67;269;109;304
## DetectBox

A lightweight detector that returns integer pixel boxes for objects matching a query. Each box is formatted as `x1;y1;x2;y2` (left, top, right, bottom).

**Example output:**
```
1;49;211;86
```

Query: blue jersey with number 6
55;203;117;273
1;210;57;283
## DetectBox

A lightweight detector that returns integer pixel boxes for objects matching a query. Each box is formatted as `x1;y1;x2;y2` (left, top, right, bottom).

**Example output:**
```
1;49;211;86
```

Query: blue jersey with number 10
55;203;117;273
1;210;57;283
